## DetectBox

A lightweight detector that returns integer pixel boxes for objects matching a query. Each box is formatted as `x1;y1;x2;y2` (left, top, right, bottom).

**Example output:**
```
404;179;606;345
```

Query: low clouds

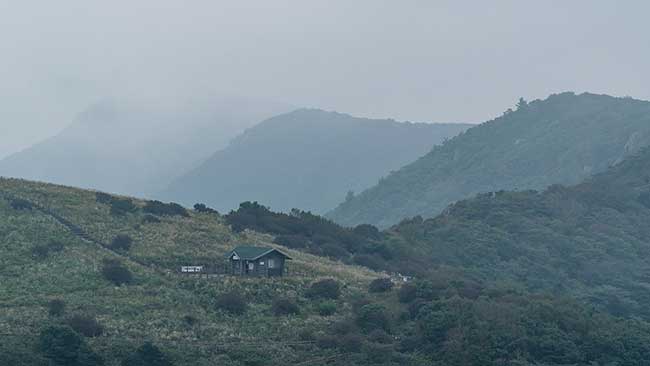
2;0;650;158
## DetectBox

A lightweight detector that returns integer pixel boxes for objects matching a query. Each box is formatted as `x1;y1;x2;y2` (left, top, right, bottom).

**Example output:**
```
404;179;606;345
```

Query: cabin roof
226;246;292;260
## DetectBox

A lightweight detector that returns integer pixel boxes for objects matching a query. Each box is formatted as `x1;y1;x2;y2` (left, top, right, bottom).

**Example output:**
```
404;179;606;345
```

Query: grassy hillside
0;178;385;365
160;109;469;214
3;178;650;365
329;92;650;227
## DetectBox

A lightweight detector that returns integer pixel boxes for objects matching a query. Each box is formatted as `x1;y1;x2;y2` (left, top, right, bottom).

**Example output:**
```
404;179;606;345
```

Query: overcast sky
1;0;649;159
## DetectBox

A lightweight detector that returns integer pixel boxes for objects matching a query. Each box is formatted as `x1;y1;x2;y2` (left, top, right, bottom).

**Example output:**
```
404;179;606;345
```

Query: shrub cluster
96;191;138;216
38;326;104;366
193;203;219;215
142;214;161;224
356;304;390;332
144;200;189;217
368;278;394;293
95;192;113;204
216;291;247;315
122;342;173;366
101;259;133;286
317;301;337;316
306;279;340;300
272;298;300;316
32;240;65;259
110;198;137;216
397;283;417;303
10;198;33;210
109;234;133;252
67;314;104;338
47;299;66;317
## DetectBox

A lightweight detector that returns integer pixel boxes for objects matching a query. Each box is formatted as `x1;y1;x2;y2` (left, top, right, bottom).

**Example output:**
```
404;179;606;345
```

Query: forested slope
329;92;650;227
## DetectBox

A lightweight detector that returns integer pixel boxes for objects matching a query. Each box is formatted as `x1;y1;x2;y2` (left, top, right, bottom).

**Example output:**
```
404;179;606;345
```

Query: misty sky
1;0;650;159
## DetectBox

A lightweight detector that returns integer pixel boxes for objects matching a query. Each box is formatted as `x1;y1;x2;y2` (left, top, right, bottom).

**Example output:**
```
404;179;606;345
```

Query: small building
226;246;292;277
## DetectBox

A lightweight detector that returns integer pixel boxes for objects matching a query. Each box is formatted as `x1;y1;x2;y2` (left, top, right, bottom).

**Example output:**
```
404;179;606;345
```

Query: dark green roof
226;246;292;260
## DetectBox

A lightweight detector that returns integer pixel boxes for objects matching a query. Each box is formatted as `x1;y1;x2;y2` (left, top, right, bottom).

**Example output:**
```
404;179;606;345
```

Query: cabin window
268;259;275;268
259;261;265;265
248;263;254;270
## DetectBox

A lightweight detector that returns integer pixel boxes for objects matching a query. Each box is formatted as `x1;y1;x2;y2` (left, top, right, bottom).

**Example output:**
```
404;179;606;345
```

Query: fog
2;0;650;158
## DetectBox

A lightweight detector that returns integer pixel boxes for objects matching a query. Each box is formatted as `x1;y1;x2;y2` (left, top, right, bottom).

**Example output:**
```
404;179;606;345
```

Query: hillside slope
0;178;381;365
161;109;469;214
0;97;291;197
329;92;650;227
3;179;650;365
376;146;650;321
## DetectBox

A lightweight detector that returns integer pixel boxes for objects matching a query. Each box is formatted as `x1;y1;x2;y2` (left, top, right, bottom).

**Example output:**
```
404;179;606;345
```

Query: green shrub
122;342;173;366
182;315;198;327
216;291;247;315
110;234;133;252
368;329;393;344
32;240;65;259
352;254;385;271
67;314;104;338
318;301;337;316
339;333;363;353
363;342;395;364
415;280;438;300
143;200;188;217
356;304;390;332
38;325;104;366
306;279;340;300
142;214;161;224
95;192;113;204
10;198;33;210
110;199;137;216
329;320;354;335
397;283;417;303
416;304;455;344
101;259;133;286
353;224;382;240
272;298;300;316
368;278;394;293
193;203;218;215
315;335;338;349
47;299;66;317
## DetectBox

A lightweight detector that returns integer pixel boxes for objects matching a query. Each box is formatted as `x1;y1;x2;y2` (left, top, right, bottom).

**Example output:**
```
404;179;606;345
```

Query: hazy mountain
0;97;291;197
161;109;470;213
328;92;650;228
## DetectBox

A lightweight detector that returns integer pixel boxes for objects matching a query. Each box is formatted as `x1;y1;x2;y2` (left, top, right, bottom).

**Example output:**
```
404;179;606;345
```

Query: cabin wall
228;251;287;277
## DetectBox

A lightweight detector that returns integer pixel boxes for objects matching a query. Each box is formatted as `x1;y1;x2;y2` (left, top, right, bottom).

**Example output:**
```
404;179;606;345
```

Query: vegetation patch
143;200;188;217
101;259;134;286
306;279;340;300
32;240;65;259
215;291;248;315
109;234;133;252
271;298;300;316
368;278;394;293
66;314;105;338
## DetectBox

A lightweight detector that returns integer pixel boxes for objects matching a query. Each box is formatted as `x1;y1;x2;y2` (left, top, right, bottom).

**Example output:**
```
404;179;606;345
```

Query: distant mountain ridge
0;97;291;197
328;92;650;227
160;109;470;213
